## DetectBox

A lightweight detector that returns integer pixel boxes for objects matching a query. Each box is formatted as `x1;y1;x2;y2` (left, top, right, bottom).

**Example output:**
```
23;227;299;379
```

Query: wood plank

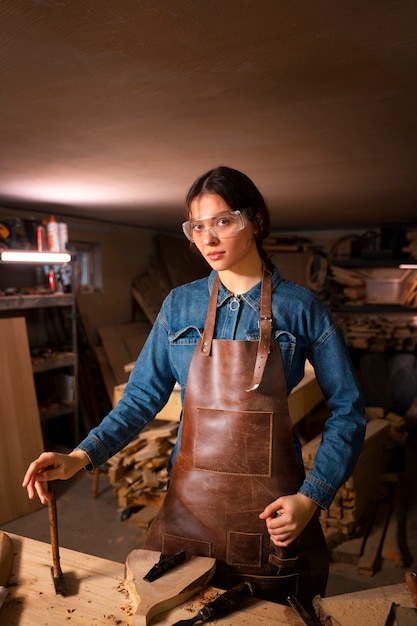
125;549;216;625
381;484;404;567
313;582;415;626
94;344;117;402
98;321;151;384
331;536;363;565
0;318;44;524
357;501;391;576
288;362;324;425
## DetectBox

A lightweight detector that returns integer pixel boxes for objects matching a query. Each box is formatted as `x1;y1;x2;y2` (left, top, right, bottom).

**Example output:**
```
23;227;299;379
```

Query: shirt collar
207;263;281;312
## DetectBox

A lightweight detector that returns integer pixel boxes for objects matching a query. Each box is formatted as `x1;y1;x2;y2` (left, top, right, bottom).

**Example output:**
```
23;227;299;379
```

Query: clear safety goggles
182;210;249;243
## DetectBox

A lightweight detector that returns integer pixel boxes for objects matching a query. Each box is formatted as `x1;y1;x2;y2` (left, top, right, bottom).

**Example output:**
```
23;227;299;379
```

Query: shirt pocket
169;325;203;346
274;330;296;373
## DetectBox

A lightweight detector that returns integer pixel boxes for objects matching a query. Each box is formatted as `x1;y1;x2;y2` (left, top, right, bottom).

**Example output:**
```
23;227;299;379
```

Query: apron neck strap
246;268;272;391
201;269;273;393
200;274;219;355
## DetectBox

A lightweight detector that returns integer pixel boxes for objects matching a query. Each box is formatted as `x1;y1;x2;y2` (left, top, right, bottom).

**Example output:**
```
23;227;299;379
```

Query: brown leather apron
145;270;329;604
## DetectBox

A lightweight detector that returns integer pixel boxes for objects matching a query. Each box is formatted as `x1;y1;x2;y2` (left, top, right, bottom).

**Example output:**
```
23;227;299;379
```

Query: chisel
171;581;254;626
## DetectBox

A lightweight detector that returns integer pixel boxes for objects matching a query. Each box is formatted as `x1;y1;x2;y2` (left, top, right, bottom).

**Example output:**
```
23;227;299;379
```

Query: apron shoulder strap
201;269;274;392
246;268;273;391
200;275;219;355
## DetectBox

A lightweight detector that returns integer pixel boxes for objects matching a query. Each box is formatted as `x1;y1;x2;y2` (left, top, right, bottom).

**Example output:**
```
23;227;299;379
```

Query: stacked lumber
329;265;367;305
131;267;171;324
106;420;178;508
302;419;390;536
335;313;417;351
325;408;408;574
330;476;406;576
400;271;417;307
93;320;152;404
402;229;417;260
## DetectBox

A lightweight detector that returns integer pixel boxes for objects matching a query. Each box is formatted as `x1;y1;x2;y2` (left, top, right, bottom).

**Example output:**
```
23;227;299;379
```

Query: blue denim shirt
77;264;366;510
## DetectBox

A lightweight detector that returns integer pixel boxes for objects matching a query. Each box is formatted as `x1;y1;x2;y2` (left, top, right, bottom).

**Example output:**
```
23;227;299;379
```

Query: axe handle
47;481;63;578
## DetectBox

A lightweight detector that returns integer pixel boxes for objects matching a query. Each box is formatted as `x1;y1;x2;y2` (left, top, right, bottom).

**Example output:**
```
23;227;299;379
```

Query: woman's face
189;193;259;273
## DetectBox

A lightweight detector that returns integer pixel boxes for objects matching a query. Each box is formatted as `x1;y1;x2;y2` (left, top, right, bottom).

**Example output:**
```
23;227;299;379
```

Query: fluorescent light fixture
399;263;417;269
0;250;71;263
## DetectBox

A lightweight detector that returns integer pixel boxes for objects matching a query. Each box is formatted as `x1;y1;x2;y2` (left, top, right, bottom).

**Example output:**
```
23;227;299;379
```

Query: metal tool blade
287;595;322;626
143;549;186;582
395;606;417;626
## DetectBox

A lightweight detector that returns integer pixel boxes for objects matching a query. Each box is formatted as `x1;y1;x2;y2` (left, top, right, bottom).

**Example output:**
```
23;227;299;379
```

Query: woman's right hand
22;449;89;504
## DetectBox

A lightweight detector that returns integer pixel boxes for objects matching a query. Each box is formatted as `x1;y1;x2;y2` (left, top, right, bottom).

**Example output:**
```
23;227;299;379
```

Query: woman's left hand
259;493;318;547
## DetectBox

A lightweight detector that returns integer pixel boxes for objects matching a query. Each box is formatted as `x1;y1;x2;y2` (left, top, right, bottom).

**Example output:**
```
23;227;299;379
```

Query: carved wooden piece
125;549;216;625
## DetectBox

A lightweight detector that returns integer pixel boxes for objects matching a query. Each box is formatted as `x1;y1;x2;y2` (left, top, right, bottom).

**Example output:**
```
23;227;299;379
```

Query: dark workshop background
1;0;416;598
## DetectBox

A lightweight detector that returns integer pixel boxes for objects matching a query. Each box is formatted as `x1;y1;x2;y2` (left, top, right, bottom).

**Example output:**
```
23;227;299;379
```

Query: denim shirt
77;264;366;510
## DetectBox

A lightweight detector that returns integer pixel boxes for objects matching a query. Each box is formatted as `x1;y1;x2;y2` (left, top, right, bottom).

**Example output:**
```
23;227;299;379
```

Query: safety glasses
182;210;249;243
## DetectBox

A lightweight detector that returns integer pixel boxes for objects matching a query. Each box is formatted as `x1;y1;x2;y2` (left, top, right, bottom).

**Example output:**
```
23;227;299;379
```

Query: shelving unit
0;260;79;447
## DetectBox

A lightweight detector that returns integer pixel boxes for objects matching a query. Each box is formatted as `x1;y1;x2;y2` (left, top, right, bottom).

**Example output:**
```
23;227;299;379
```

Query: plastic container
47;215;59;251
365;269;409;304
36;222;46;251
58;221;68;252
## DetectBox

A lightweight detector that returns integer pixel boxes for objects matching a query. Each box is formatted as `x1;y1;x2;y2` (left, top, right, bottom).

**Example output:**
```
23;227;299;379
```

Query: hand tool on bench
171;581;254;626
143;549;186;582
395;605;417;626
0;532;14;611
47;480;67;596
287;595;323;626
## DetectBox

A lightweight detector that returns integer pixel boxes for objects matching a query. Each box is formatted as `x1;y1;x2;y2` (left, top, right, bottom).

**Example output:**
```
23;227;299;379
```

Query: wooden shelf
332;304;417;316
0;293;73;310
31;352;76;372
331;257;410;268
39;401;76;422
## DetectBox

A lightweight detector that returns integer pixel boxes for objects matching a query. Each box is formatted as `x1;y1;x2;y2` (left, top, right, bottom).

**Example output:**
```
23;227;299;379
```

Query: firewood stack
302;418;390;536
335;313;417;351
106;420;179;507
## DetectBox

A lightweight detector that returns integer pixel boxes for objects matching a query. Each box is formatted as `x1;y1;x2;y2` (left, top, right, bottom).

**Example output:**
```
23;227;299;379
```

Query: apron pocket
161;533;213;558
227;572;299;603
226;531;263;566
194;408;273;476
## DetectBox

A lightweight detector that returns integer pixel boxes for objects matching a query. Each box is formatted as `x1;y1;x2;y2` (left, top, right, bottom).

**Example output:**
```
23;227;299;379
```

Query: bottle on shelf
48;269;56;292
47;215;59;252
58;220;68;252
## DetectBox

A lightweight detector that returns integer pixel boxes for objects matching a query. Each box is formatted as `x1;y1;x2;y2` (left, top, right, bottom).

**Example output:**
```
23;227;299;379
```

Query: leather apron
144;270;329;604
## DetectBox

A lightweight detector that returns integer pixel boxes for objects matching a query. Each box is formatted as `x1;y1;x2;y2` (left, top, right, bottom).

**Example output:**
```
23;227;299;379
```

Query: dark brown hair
186;166;271;263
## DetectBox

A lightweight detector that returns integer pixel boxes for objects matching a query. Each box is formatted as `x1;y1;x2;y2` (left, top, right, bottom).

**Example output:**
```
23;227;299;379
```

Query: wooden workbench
0;533;305;625
1;534;415;625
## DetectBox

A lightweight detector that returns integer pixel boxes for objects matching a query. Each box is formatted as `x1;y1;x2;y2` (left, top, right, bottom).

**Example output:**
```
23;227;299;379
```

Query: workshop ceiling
1;1;416;233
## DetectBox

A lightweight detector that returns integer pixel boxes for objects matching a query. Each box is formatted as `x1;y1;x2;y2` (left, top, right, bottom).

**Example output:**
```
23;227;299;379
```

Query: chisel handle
405;570;417;607
199;581;254;622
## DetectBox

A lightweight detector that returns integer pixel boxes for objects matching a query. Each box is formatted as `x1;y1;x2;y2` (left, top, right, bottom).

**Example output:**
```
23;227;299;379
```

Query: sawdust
116;579;135;616
181;588;220;613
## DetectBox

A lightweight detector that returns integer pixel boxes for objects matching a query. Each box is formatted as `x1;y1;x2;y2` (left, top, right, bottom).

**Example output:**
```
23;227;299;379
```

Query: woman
23;166;366;606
